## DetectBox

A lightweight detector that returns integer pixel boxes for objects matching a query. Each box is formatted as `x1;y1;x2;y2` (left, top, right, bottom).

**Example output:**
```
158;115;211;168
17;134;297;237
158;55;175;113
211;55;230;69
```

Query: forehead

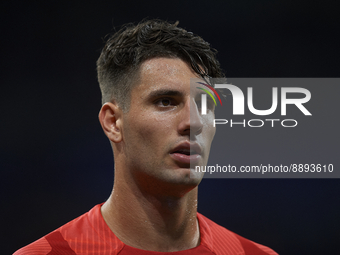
136;58;199;93
141;57;192;77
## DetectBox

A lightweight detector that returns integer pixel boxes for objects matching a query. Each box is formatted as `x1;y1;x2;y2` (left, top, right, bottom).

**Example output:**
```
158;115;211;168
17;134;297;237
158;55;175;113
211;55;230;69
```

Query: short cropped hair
97;19;224;111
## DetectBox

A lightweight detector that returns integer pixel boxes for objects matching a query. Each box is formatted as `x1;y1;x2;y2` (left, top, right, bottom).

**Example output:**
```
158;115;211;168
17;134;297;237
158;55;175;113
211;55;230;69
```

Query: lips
169;142;202;165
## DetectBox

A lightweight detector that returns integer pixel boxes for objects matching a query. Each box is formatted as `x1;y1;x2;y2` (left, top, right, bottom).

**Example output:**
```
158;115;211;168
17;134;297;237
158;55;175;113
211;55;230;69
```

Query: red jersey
14;204;278;255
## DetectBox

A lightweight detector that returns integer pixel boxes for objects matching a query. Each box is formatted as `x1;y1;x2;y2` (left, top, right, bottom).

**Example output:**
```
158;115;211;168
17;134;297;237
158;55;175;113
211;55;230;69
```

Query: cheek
125;113;172;148
202;113;216;142
123;114;175;172
123;118;157;169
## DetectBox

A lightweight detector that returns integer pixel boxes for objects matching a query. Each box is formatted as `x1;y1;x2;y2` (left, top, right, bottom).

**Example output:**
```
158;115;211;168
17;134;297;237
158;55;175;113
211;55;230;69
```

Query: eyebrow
146;89;185;99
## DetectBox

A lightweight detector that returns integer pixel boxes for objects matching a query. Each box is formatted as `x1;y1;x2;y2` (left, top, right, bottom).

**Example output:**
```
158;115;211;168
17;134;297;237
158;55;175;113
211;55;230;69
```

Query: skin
99;58;216;252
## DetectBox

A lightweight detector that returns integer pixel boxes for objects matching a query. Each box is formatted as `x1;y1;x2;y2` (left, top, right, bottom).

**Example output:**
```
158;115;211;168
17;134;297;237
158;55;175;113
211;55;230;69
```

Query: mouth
169;142;202;165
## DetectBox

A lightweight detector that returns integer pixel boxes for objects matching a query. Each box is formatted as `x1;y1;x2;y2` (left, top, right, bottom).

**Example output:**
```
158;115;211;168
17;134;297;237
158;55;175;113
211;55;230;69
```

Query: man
14;19;278;254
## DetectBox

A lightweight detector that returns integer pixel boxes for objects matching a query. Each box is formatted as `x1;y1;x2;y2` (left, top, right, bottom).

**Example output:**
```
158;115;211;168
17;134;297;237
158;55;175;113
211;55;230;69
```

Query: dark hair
97;19;224;111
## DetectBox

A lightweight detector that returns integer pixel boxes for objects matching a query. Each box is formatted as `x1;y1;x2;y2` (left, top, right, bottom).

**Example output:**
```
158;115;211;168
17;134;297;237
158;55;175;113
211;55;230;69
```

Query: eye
160;99;170;106
195;96;215;112
207;98;216;111
195;99;202;110
155;98;175;107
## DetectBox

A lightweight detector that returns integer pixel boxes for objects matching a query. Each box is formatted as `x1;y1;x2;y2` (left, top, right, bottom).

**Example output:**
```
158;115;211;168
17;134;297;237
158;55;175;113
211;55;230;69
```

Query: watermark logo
200;84;311;116
196;82;222;114
196;79;312;128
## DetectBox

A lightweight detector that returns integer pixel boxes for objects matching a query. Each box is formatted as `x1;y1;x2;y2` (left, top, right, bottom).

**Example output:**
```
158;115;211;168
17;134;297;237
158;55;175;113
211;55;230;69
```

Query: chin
164;168;203;187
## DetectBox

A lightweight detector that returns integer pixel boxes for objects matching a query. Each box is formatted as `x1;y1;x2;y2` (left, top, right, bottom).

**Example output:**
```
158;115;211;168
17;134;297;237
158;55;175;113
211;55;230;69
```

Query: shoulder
197;213;278;255
13;204;108;255
13;237;51;255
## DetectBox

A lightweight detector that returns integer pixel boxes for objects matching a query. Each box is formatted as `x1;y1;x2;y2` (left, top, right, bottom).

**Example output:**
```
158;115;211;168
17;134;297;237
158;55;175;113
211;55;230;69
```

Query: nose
178;98;203;138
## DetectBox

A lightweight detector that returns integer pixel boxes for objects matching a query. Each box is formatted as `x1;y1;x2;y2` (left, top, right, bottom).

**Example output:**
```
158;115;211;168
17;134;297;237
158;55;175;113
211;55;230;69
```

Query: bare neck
101;174;200;252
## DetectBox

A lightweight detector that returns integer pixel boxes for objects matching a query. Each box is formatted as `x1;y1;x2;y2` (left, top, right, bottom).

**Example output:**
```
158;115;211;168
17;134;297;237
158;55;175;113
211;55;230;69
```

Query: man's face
120;58;216;195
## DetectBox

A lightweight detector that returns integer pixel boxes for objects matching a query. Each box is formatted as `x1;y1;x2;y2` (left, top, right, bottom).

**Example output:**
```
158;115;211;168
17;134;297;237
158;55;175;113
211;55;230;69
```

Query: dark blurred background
2;0;339;254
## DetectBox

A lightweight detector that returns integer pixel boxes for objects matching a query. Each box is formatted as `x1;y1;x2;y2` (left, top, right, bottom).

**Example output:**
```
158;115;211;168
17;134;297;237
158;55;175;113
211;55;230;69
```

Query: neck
101;172;200;252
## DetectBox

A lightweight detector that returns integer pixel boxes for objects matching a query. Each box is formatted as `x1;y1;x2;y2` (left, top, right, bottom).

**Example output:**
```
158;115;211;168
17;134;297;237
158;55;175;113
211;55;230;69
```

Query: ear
98;102;123;143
